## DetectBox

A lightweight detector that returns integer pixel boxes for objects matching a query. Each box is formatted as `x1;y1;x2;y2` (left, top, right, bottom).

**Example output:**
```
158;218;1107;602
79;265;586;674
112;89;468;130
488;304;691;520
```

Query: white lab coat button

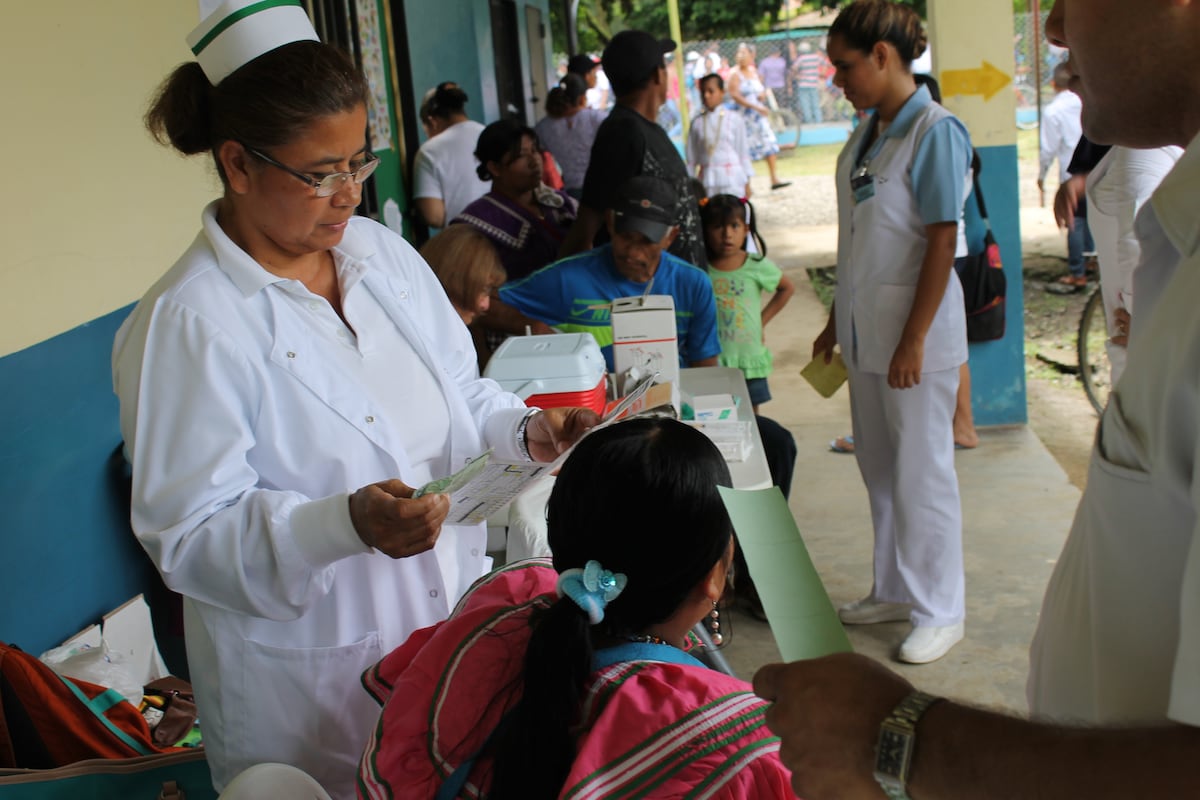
287;351;296;359
398;290;409;300
470;548;480;557
365;415;375;424
429;589;438;598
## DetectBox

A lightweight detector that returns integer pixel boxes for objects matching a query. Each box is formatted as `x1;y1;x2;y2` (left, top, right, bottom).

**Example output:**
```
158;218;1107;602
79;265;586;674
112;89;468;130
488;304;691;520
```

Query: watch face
876;725;913;779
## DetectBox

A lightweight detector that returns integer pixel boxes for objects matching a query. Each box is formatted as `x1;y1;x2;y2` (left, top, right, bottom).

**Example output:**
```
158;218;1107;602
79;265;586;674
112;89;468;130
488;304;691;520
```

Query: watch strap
874;689;942;800
889;689;941;728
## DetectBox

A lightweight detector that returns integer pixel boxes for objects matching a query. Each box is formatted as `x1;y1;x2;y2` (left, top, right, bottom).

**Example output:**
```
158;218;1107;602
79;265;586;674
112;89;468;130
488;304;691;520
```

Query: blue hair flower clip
556;560;628;625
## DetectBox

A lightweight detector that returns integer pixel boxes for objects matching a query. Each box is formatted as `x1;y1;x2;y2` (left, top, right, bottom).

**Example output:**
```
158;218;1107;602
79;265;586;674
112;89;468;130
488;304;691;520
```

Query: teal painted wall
405;2;493;126
967;144;1028;425
403;0;554;138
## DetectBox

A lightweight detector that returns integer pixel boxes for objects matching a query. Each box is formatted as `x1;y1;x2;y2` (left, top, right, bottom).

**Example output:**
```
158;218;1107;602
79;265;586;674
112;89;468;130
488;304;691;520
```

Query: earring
709;600;723;647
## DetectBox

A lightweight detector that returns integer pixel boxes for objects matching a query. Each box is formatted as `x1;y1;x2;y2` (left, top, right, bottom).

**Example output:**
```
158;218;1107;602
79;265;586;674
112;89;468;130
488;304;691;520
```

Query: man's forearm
486;298;543;335
913;701;1200;799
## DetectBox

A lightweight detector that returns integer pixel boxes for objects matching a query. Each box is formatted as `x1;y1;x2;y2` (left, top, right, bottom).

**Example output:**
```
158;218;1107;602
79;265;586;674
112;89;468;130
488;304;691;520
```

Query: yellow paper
719;486;852;660
800;351;848;398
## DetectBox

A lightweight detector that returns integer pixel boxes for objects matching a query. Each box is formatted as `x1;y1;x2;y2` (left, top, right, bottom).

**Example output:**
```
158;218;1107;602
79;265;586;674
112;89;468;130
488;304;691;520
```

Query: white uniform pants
848;365;965;626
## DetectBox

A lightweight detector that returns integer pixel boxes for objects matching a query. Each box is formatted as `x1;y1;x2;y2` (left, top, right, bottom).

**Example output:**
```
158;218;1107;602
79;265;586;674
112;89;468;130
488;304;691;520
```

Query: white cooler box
483;333;608;415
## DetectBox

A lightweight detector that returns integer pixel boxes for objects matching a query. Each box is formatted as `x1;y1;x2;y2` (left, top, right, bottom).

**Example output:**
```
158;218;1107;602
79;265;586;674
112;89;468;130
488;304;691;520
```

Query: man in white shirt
1039;63;1093;289
752;1;1200;797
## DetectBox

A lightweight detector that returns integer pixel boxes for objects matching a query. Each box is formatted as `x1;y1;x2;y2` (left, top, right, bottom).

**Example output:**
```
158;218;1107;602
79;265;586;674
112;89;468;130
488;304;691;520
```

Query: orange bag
0;642;184;769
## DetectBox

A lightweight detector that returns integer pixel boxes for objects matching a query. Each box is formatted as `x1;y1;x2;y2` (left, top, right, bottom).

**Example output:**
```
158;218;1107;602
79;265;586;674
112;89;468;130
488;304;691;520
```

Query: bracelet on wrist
516;409;540;462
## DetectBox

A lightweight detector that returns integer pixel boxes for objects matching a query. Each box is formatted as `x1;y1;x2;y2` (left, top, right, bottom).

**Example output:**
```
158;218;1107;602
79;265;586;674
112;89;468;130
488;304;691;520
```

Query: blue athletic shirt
499;244;721;371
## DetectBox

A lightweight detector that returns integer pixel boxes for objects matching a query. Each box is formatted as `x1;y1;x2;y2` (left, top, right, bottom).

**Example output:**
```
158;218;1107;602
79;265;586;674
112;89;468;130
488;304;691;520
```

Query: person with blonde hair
420;225;508;369
418;225;506;327
726;42;790;190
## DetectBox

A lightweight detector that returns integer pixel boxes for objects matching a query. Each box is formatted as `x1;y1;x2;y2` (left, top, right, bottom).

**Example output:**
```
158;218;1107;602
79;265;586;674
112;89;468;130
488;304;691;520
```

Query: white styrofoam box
611;295;680;410
483;332;607;399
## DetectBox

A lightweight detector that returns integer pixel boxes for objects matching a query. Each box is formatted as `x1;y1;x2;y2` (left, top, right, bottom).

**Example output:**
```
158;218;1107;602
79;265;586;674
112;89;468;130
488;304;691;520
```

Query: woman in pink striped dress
357;419;794;799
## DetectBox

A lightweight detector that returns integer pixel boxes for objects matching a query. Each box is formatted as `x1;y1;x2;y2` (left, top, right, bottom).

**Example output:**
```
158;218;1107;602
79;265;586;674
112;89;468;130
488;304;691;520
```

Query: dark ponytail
487;599;593;799
421;81;470;122
486;419;734;800
145;41;368;180
145;62;214;155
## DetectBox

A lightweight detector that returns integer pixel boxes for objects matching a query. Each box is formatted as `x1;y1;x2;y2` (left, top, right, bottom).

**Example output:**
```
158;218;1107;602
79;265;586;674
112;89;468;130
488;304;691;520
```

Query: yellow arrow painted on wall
941;61;1011;101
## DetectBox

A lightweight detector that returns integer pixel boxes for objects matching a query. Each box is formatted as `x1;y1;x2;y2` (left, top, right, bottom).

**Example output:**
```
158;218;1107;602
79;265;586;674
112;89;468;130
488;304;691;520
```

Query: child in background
701;194;794;412
687;74;754;200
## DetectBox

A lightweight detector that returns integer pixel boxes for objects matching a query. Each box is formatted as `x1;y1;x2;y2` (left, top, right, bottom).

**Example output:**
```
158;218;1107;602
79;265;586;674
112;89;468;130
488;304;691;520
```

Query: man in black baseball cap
493;174;719;370
560;29;708;269
610;174;678;251
600;30;676;97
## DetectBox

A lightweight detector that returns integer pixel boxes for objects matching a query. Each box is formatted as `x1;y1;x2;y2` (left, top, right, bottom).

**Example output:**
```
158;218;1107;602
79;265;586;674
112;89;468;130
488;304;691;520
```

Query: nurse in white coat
113;5;597;797
812;0;972;665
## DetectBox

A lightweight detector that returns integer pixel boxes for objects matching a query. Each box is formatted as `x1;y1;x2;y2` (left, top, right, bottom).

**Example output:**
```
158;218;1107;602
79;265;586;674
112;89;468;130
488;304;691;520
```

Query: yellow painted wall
928;0;1017;148
0;2;217;356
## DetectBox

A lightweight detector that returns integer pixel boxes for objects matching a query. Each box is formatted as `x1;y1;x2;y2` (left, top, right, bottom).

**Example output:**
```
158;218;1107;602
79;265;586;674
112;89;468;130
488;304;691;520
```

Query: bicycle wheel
1077;286;1112;415
768;107;800;135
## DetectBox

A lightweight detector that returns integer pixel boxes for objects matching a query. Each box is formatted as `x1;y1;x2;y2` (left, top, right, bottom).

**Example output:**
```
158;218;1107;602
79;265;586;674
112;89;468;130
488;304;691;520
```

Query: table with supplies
503;366;771;563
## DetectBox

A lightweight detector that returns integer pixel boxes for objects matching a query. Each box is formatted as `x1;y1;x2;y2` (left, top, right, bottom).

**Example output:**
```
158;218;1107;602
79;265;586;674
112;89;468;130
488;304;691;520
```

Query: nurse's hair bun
829;0;927;67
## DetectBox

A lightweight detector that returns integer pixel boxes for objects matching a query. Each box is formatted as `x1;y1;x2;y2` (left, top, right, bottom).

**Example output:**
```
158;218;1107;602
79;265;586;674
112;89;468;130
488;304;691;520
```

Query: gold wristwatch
874;689;942;800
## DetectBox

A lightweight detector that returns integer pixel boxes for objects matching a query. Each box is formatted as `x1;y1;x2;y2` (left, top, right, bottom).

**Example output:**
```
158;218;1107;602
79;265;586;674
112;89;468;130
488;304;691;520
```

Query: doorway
489;0;526;120
524;6;549;124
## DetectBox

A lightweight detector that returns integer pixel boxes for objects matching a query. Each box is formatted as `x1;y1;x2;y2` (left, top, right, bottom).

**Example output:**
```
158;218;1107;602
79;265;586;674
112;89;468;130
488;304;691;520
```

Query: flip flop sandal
829;435;855;453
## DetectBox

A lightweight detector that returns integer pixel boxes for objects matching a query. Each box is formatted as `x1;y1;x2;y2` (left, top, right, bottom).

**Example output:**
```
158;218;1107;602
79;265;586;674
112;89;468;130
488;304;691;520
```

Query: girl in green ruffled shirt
701;194;795;411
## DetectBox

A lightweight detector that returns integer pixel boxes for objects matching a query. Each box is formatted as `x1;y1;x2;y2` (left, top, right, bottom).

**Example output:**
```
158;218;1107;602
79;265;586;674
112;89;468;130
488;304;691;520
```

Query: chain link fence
556;10;1066;139
556;30;844;148
1012;11;1065;128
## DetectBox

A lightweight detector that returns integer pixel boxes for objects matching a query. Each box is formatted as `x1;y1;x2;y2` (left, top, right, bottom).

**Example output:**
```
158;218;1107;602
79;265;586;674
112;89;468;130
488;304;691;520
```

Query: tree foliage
553;0;1038;57
551;0;783;53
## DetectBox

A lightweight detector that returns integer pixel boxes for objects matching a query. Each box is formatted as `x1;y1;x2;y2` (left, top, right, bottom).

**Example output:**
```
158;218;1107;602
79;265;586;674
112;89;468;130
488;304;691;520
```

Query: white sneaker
898;622;964;664
837;597;911;625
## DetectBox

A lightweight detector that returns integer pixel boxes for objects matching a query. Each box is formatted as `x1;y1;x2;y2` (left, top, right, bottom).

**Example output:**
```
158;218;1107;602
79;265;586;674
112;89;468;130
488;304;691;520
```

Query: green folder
718;485;852;660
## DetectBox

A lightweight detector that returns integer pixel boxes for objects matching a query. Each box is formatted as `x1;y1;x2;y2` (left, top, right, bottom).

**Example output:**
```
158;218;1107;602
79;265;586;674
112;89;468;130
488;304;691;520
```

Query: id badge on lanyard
851;164;875;204
851;114;885;204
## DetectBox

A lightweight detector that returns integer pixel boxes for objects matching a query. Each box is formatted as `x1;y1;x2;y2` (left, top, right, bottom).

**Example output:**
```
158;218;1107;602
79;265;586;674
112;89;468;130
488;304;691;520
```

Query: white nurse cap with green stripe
186;0;319;85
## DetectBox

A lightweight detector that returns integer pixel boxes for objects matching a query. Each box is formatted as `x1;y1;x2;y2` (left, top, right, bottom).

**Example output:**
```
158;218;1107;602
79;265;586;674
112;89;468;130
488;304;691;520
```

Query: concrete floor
720;221;1082;716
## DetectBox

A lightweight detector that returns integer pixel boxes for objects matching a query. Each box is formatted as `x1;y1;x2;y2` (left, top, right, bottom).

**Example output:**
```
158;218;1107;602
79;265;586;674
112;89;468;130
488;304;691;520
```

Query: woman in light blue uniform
812;0;973;664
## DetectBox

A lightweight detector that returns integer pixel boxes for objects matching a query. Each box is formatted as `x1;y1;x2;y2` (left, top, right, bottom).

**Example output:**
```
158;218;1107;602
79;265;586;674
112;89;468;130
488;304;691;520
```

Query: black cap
566;53;600;75
611;176;677;243
602;30;676;95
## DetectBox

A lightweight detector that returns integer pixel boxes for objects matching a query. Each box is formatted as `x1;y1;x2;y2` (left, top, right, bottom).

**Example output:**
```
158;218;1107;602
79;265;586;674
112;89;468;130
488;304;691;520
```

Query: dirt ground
1019;212;1102;490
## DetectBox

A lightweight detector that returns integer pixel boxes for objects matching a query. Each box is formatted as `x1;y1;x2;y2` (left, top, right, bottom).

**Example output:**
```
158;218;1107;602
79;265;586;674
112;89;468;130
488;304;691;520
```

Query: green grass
806;267;837;311
1017;127;1039;163
772;126;1040;181
775;142;843;177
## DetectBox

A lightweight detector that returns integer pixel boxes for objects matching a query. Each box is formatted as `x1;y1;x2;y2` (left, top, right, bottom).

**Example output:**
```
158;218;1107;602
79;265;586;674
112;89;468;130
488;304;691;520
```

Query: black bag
958;162;1007;342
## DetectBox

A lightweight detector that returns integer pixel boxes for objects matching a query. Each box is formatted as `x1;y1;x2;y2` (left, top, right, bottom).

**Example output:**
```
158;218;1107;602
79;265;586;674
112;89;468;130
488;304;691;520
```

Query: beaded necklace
701;109;725;159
